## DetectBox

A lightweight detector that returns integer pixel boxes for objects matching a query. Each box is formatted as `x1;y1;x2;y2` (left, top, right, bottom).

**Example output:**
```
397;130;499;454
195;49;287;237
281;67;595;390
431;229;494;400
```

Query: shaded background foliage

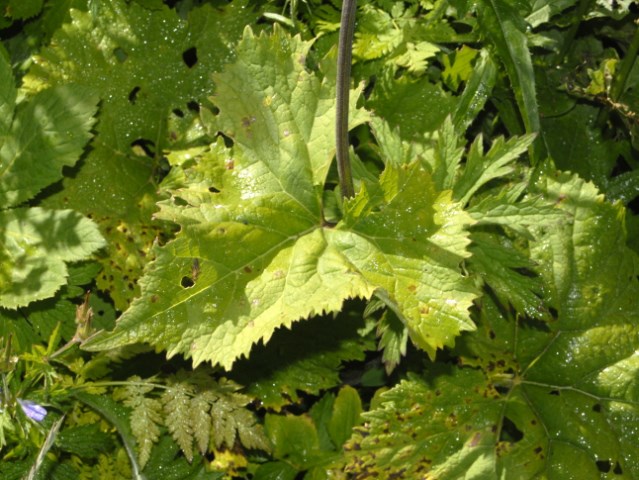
0;0;638;478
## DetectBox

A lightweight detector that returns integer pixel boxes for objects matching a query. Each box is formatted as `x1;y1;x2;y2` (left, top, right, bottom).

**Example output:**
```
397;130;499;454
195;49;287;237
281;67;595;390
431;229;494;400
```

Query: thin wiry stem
336;0;357;199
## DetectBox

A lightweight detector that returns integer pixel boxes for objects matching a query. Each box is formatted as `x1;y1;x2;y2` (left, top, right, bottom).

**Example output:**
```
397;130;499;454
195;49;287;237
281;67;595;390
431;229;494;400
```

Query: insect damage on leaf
82;26;477;370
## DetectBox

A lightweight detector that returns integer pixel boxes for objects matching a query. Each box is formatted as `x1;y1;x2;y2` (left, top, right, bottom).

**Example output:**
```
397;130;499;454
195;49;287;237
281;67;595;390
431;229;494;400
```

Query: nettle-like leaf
0;54;103;308
337;173;639;478
0;211;103;308
352;1;460;75
0;57;97;208
24;0;257;310
83;26;477;369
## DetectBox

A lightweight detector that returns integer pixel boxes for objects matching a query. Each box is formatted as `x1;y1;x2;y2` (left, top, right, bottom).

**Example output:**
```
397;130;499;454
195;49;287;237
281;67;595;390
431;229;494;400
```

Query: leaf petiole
336;0;357;199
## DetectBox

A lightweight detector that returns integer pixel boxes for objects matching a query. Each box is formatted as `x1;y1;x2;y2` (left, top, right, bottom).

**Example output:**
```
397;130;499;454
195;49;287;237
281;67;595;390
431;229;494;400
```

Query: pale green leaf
0;207;105;308
83;27;476;368
468;189;566;239
0;84;97;208
368;73;458;140
308;393;336;452
337;368;500;478
327;386;362;448
26;0;257;310
335;170;639;478
427;116;464;191
0;54;16;138
376;309;408;375
453;134;536;205
451;48;498;132
264;414;320;469
468;233;548;320
442;45;479;91
525;0;577;27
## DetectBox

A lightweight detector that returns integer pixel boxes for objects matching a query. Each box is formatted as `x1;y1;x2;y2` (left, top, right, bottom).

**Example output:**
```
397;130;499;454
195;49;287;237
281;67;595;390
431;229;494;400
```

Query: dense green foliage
1;0;638;478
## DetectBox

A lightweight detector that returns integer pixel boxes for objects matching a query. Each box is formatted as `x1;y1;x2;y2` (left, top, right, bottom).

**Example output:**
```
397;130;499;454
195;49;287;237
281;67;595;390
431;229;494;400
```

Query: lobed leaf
84;27;476;369
0;208;105;308
25;0;257;310
0;81;98;208
338;173;639;478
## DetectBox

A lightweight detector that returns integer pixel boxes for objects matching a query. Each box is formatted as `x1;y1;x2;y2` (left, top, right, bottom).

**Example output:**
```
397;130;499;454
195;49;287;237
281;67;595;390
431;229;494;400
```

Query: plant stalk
336;0;357;199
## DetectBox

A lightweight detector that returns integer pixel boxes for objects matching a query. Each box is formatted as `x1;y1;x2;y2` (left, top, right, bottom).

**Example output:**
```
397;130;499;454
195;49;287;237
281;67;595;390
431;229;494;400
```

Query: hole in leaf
210;105;220;115
549;389;560;396
208;186;220;193
182;47;198;68
495;385;510;395
363;76;376;99
611;156;631;178
548;307;559;319
130;139;155;158
181;276;195;288
128;86;141;104
596;460;612;473
592;403;602;413
172;108;185;118
113;47;128;63
187;100;200;113
628;195;639;214
499;416;523;443
216;131;234;148
613;461;623;474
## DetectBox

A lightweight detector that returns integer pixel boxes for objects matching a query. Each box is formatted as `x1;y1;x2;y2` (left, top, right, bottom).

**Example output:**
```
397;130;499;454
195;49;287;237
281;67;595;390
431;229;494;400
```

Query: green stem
336;0;357;199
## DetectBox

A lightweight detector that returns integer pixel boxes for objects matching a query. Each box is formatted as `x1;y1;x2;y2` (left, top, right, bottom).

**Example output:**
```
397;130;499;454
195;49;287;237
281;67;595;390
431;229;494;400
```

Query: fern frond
190;390;212;456
161;378;196;462
113;377;162;469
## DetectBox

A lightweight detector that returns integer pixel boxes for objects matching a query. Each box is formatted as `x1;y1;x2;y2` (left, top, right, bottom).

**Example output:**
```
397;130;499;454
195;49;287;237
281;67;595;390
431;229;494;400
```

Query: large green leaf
24;0;257;309
0;52;97;208
337;173;639;478
83;27;476;369
0;207;105;308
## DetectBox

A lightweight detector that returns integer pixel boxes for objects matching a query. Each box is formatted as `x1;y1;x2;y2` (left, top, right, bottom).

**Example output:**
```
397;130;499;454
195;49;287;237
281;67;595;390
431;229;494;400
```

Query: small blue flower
18;399;47;422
